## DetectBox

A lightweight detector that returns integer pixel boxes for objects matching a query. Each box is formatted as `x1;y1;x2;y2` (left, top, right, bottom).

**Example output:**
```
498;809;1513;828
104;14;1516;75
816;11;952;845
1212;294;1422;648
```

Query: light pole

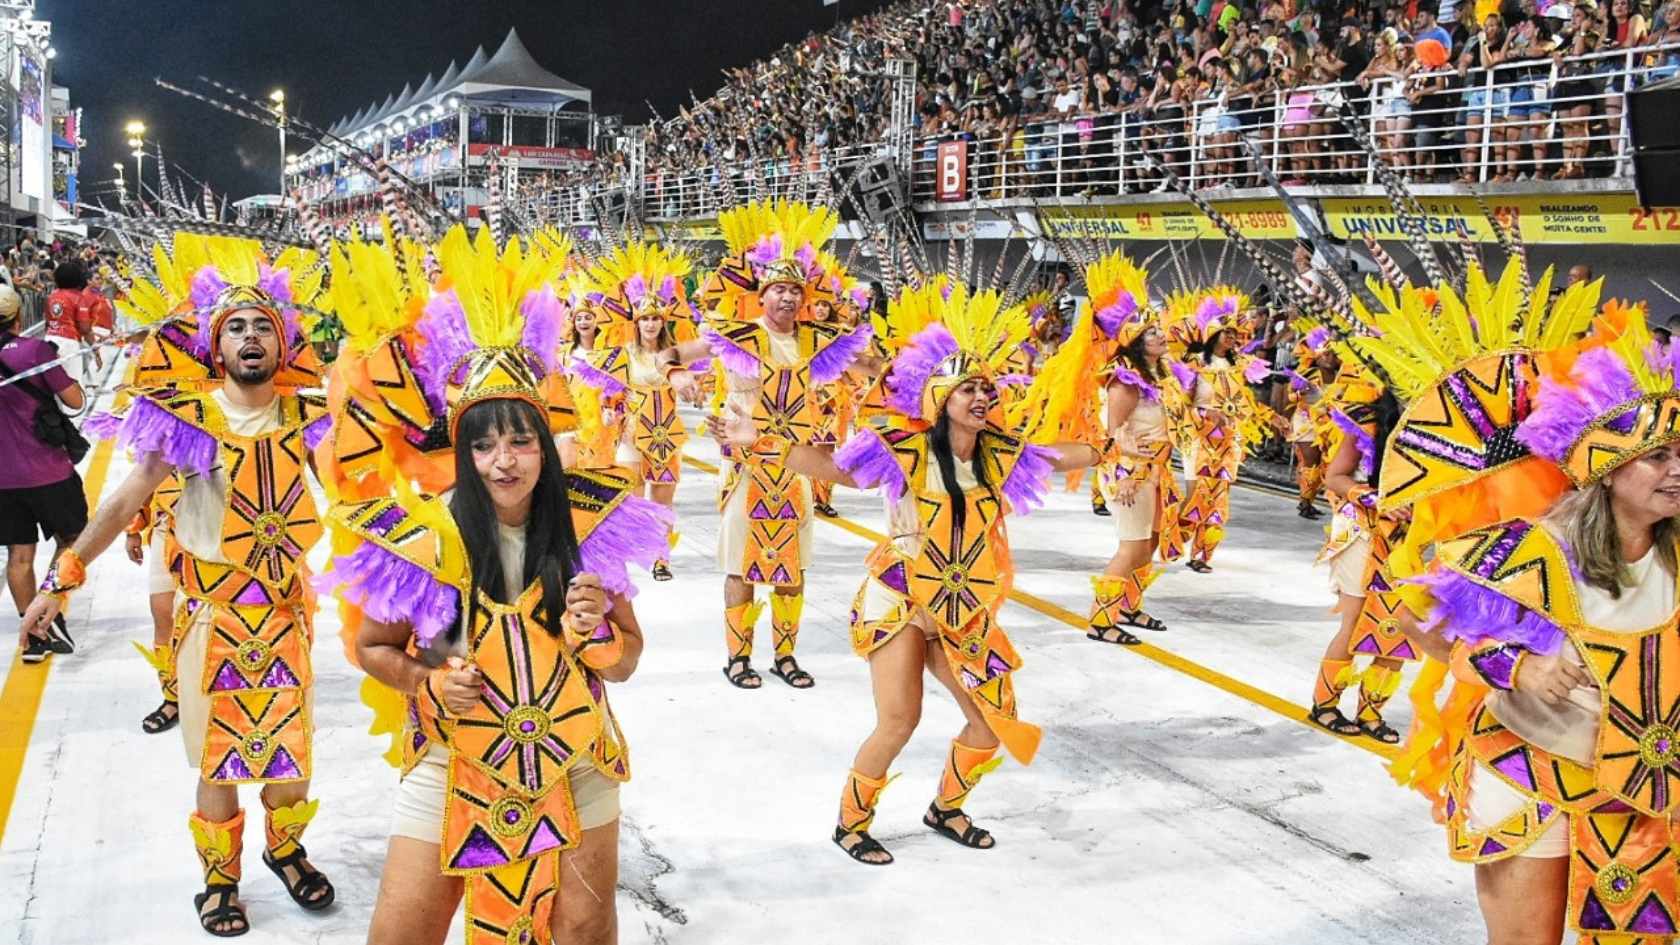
124;119;146;208
111;162;126;203
270;89;286;197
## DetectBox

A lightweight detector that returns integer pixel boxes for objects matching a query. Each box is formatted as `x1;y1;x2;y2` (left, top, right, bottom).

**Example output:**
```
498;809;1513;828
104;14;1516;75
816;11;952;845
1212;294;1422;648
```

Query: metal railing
507;40;1676;226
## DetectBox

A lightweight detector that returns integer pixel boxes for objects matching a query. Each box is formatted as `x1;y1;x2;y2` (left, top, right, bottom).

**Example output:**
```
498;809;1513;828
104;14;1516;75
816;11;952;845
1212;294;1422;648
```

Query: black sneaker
46;615;74;654
20;633;52;664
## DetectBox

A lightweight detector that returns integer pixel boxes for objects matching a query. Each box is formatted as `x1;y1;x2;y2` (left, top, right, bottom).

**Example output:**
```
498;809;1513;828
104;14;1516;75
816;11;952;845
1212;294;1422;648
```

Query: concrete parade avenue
0;405;1476;945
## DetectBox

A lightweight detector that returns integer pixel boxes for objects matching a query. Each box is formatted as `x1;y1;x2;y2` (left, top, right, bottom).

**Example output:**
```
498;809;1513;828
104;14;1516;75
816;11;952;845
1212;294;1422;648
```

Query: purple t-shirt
0;332;76;488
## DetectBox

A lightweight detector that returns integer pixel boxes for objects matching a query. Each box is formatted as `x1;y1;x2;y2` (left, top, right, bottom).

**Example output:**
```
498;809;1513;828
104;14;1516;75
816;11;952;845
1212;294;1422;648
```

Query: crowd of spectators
629;0;1680;197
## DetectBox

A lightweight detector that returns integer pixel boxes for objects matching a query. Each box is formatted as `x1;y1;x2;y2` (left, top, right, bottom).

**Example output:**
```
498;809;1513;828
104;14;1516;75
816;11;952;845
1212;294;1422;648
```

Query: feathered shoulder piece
832;421;1058;516
1344;264;1597;543
111;234;218;395
700;313;872;386
1407;518;1579;657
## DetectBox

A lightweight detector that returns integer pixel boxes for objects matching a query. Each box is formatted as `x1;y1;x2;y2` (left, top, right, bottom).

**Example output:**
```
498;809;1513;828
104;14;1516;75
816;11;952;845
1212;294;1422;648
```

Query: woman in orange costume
317;226;669;945
713;281;1099;866
1165;288;1281;573
569;243;696;581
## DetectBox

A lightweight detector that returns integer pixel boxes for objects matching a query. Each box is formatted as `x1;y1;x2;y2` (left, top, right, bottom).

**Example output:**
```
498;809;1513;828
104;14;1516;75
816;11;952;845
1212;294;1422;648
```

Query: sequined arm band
563;613;624;671
38;549;88;601
1451;639;1527;692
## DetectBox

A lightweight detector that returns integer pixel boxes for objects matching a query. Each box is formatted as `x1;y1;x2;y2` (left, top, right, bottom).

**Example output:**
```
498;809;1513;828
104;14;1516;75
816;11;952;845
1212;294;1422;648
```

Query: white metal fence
509;41;1677;227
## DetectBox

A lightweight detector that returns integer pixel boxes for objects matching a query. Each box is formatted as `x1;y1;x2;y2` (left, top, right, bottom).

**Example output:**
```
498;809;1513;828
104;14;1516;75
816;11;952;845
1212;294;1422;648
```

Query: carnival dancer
1377;271;1680;944
21;238;336;936
1024;252;1189;645
567;242;697;581
316;224;669;945
809;293;865;519
713;280;1100;866
1166;288;1282;573
1285;327;1339;520
1310;381;1412;743
663;200;876;691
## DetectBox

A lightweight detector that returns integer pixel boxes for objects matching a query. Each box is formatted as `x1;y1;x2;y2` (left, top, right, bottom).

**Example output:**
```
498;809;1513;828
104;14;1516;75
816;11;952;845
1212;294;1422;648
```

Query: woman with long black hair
712;282;1098;867
314;226;670;945
1310;386;1413;743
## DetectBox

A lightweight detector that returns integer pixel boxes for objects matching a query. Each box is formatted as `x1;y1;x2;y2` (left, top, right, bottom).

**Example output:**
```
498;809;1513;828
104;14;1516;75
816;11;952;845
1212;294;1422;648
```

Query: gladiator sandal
770;592;814;689
1355;664;1403;744
652;528;678;581
833;769;895;866
135;641;180;734
261;797;334;912
723;600;763;689
924;740;1002;850
1088;570;1157;646
1309;658;1361;736
189;809;248;937
1091;488;1110;517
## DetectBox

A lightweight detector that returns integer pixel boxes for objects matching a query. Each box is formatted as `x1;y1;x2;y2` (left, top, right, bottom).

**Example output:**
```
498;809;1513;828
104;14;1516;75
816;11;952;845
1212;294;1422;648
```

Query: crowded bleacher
620;0;1680;203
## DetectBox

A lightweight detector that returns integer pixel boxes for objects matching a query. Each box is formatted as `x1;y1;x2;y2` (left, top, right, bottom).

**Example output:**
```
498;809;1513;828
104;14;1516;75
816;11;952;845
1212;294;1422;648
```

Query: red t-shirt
81;289;114;334
45;288;91;341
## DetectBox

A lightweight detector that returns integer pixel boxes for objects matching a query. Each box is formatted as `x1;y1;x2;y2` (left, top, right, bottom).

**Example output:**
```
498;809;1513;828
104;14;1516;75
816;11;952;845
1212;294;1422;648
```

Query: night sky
45;0;894;203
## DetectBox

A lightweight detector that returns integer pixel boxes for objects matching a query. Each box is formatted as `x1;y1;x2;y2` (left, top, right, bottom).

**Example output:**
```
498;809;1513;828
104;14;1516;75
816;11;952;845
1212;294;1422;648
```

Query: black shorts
0;473;89;546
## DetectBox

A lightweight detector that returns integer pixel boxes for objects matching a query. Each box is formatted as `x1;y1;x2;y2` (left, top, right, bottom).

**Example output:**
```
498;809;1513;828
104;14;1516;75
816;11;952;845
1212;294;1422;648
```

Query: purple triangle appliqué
1490;749;1538;792
1351;636;1382;655
1578;890;1616;931
1478;837;1506;856
1392;640;1418;660
210;661;249;692
1631;895;1677;934
521;816;566;857
262;746;302;780
450;825;511;870
259;659;300;689
212;751;253;781
234;581;272;606
880;562;909;595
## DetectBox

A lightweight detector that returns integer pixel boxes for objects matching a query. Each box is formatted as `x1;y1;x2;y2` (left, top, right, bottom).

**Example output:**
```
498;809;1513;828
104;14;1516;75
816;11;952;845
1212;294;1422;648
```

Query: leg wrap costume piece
1296;459;1325;505
935;740;1004;811
1355;664;1401;726
262;796;319;862
190;809;245;899
1313;658;1355;714
838;769;890;837
725;599;762;661
1180;412;1238;564
136;640;180;707
771;591;803;658
1089;567;1156;633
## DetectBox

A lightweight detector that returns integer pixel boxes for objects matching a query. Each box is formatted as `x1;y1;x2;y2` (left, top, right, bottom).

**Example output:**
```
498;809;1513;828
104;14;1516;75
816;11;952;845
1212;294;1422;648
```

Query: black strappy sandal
814;502;839;518
262;845;336;912
771;655;815;689
924;804;994;849
142;700;179;734
1308;706;1363;736
651;561;673;582
1088;625;1143;646
1186;560;1213;574
1120;611;1168;632
1360;717;1401;745
723;655;762;689
832;826;894;866
193;885;249;938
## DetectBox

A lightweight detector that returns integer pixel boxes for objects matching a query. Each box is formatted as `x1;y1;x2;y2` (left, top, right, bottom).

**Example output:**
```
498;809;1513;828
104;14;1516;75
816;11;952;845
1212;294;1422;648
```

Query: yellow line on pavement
683;453;1393;760
0;437;117;845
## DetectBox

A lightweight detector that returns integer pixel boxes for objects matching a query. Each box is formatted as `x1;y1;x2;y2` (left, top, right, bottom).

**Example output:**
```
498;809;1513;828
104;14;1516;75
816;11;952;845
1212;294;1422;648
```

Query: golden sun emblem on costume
236;638;271;670
503;705;551;744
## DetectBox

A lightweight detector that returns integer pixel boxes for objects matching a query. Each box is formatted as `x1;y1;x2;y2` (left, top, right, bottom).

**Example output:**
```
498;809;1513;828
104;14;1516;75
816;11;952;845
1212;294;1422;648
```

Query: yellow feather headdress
703;199;841;321
881;281;1031;422
578;241;695;347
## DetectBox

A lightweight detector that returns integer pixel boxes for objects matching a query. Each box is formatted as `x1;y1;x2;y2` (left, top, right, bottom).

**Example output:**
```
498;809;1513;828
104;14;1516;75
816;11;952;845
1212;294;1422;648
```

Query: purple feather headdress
190;264;302;358
1304;326;1331;351
1194;294;1239;337
886;324;960;419
1514;347;1641;463
518;285;566;377
1093;291;1139;339
415;289;477;410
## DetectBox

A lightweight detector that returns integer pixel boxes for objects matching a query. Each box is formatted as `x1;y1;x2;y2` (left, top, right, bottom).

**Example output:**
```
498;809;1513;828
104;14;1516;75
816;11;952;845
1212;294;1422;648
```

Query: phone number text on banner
1039;200;1295;241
